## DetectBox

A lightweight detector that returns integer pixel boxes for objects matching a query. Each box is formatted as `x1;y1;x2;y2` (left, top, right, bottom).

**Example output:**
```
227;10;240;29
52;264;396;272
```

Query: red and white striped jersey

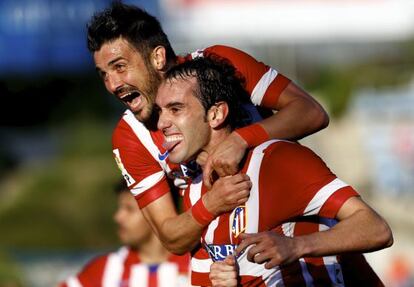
112;45;291;208
59;247;190;287
183;140;382;286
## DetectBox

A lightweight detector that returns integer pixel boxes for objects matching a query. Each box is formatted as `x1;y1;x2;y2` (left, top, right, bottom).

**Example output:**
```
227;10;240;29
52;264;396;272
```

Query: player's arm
235;142;393;268
142;174;251;255
236;196;393;268
203;46;329;186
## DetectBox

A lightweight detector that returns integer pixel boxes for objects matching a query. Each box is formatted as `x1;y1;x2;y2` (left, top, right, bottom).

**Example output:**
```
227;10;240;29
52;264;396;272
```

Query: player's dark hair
164;56;251;130
87;1;176;62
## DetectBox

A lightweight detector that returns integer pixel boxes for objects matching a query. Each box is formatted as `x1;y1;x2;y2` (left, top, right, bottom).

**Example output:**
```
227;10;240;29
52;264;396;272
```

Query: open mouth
120;91;140;104
163;134;184;152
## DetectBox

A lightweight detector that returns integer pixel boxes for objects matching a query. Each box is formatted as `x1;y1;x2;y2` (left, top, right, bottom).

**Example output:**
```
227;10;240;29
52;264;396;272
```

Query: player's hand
203;132;248;189
209;255;238;287
203;174;251;216
235;232;300;269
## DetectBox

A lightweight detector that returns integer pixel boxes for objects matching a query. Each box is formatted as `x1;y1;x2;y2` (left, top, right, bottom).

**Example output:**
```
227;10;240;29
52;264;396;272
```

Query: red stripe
261;74;291;108
319;186;359;218
148;270;157;287
134;179;170;208
295;221;333;286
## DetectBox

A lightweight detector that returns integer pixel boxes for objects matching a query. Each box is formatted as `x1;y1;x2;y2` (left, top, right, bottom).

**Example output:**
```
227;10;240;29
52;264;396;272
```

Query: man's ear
207;102;229;129
151;46;167;71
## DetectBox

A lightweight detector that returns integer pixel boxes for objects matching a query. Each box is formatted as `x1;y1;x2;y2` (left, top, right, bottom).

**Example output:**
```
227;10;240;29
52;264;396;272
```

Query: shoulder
78;253;109;276
251;140;333;177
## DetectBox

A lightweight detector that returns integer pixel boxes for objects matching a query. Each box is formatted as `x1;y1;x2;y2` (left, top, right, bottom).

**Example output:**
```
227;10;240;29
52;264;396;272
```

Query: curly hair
165;56;251;130
87;1;175;62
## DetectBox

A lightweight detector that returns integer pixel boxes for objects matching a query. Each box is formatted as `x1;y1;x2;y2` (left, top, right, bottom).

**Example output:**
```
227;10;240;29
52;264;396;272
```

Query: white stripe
158;262;179;287
65;276;82;287
265;270;285;287
191;257;213;273
303;178;349;216
130;265;149;287
299;258;314;287
123;110;171;173
130;171;165;196
102;247;128;287
245;140;281;233
281;222;296;237
189;180;202;205
250;68;278;106
237;246;279;281
205;217;220;244
323;257;345;286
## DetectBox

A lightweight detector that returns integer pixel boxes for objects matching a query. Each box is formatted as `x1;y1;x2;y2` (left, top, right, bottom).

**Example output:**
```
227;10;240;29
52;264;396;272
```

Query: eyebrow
108;57;124;67
95;57;125;74
166;102;185;109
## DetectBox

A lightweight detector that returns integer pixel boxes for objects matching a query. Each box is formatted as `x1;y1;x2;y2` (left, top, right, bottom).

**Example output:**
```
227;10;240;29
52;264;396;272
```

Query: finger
250;250;272;264
246;244;266;263
228;174;250;186
265;259;279;269
214;164;229;177
238;232;253;240
235;234;257;255
224;255;236;266
236;196;249;205
203;160;213;189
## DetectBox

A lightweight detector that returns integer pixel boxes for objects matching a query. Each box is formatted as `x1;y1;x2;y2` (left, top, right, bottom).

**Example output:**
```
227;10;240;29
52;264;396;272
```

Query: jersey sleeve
204;45;291;109
59;255;107;287
258;141;359;228
112;118;170;208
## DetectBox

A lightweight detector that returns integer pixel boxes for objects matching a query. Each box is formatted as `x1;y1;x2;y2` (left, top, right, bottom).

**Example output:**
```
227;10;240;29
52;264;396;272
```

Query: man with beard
87;2;329;254
155;57;393;286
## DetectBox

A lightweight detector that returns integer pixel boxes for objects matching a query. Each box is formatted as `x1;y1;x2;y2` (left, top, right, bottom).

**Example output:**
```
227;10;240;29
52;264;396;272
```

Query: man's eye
115;64;125;71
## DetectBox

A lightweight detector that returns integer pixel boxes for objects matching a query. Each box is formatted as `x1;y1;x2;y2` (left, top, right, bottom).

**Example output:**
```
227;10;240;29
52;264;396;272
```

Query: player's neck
202;128;230;156
136;235;170;264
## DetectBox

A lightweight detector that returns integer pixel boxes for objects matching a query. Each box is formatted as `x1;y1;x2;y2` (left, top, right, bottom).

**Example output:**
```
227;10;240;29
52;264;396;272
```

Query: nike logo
158;151;169;161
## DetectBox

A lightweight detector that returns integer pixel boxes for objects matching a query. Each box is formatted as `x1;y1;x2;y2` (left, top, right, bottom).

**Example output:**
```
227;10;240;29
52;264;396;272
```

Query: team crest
230;205;247;240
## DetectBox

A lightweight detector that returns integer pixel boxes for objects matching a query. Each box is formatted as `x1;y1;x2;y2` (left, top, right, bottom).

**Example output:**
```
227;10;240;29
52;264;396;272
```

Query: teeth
165;135;183;142
120;91;140;102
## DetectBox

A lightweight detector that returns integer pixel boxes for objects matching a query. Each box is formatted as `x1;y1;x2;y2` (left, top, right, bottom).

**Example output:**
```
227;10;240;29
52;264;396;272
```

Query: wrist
235;123;269;148
293;236;311;258
192;197;215;226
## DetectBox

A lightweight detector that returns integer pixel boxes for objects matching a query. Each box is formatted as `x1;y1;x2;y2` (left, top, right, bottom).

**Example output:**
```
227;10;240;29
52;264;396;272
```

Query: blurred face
94;37;162;122
156;77;211;163
113;192;153;247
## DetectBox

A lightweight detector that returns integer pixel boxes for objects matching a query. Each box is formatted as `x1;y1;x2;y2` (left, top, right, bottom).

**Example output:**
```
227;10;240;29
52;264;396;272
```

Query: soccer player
58;181;190;287
87;2;329;254
155;57;393;286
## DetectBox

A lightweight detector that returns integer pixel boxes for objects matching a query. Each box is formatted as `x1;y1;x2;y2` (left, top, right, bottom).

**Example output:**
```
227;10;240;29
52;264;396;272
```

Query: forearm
260;97;328;141
142;193;204;254
294;208;393;258
157;210;204;254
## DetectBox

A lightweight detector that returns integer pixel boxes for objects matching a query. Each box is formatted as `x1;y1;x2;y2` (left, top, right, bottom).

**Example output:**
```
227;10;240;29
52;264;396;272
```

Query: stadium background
1;0;414;285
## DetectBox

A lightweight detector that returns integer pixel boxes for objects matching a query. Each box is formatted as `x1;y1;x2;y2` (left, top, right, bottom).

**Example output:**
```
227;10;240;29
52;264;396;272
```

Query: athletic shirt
183;140;383;287
59;247;190;287
112;45;291;208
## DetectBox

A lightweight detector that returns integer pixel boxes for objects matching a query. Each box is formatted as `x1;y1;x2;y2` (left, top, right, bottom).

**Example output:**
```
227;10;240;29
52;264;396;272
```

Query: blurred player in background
155;57;393;286
58;180;190;287
86;1;329;254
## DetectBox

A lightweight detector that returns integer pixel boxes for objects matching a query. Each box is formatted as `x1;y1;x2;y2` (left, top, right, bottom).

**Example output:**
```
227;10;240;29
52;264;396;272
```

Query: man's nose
106;72;123;95
157;112;171;131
